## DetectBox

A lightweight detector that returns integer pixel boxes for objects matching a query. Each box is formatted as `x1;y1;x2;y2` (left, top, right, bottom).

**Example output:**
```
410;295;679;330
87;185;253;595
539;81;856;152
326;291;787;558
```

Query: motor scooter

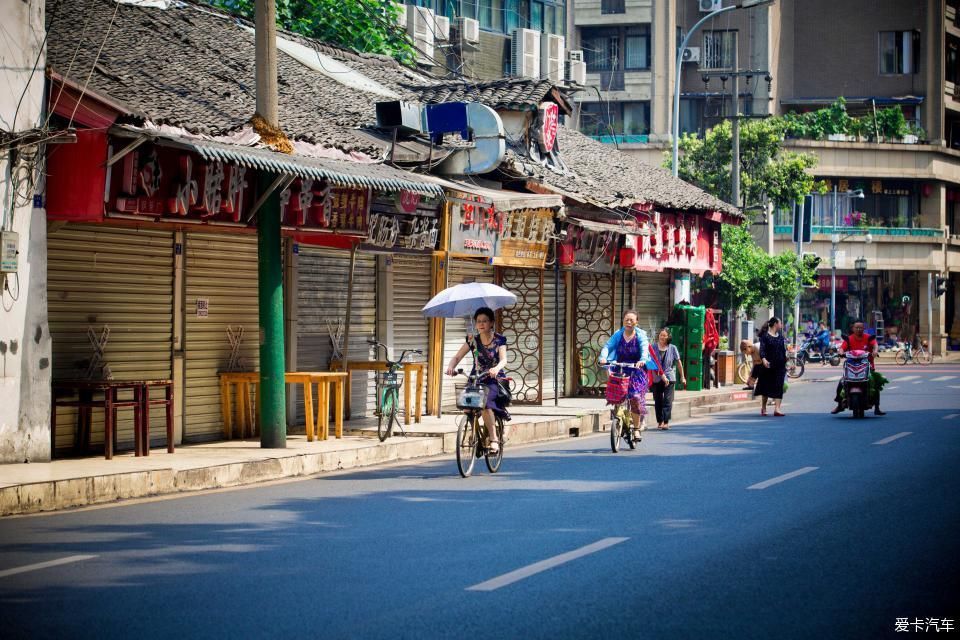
796;337;841;367
839;350;872;419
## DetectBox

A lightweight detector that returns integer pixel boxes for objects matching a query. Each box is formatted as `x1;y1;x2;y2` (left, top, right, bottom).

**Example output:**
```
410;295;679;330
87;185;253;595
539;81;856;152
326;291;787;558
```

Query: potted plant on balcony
824;98;852;141
876;106;909;142
849;116;870;142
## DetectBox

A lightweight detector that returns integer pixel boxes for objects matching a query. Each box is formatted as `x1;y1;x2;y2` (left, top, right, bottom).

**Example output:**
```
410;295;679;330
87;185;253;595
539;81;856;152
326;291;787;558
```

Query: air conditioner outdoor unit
511;28;541;78
682;46;700;63
568;49;584;63
455;17;480;45
566;59;586;85
540;34;565;83
407;6;436;63
434;15;450;42
700;0;723;12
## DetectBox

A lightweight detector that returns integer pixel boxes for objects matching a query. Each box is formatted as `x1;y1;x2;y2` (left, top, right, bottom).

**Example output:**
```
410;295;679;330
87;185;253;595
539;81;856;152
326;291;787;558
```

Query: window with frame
582;27;619;72
531;0;543;31
702;29;736;70
478;0;503;30
579;102;621;137
601;0;625;15
624;26;650;70
879;31;920;75
505;0;519;32
679;98;704;136
622;102;650;135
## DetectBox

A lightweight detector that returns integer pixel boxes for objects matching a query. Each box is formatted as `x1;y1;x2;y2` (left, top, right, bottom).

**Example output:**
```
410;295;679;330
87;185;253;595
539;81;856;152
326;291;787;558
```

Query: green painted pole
257;175;286;448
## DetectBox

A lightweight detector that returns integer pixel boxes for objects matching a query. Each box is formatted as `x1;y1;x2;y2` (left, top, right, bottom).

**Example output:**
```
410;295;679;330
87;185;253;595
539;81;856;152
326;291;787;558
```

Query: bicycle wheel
609;412;622;453
787;357;804;379
626;417;637;450
484;417;504;473
456;414;479;478
377;387;398;442
737;362;751;384
894;350;907;366
919;348;933;365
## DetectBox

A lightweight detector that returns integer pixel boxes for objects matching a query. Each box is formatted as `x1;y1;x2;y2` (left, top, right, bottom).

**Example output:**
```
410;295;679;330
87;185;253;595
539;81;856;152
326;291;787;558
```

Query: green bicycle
369;340;422;442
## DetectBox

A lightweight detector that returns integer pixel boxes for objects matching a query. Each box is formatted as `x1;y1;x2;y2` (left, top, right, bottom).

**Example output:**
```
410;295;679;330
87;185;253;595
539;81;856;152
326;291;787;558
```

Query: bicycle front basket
378;370;402;387
605;375;630;405
457;384;488;410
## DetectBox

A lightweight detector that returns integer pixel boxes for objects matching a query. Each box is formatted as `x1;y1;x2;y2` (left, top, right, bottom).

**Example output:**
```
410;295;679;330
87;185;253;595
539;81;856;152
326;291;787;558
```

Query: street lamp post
829;186;867;335
671;0;775;178
855;256;867;321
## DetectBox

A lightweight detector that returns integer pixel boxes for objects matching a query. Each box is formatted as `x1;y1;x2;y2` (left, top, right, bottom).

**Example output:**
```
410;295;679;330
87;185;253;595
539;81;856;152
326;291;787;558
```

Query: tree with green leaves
665;117;825;322
208;0;416;65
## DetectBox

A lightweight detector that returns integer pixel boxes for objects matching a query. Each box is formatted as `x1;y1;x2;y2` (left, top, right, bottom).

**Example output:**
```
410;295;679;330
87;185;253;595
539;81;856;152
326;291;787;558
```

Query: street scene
1;0;959;638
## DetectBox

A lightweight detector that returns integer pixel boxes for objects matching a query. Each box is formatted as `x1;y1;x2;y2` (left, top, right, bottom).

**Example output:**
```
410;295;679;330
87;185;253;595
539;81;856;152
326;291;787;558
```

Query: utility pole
928;272;933;354
794;200;803;347
255;0;286;448
731;45;740;208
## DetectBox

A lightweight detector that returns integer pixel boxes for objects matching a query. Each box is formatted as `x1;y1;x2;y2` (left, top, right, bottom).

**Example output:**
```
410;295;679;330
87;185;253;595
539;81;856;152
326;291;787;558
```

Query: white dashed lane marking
748;467;819;490
930;376;956;382
873;432;912;445
0;555;98;579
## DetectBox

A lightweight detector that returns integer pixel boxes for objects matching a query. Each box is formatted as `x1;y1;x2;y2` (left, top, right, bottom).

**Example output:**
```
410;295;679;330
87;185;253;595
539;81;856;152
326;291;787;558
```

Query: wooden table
219;371;347;441
51;379;174;460
330;360;425;424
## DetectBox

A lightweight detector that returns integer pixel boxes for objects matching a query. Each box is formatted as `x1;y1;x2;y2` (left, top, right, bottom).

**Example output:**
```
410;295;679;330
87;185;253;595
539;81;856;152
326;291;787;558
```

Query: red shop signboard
632;211;722;275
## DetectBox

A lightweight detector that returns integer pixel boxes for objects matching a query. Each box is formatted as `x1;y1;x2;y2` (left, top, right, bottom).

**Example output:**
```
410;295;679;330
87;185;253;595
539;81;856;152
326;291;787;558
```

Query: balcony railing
774;225;944;238
590;134;650;144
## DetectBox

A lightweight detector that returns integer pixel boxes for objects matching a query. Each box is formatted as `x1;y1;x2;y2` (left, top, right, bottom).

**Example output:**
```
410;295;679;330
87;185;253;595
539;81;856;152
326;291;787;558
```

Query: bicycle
602;362;643;453
368;340;423;442
894;339;932;366
736;352;752;386
786;346;804;379
452;369;507;478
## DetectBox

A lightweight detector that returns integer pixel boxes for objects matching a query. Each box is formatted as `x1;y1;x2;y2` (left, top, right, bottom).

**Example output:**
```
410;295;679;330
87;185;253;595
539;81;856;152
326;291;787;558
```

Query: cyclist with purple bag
599;310;651;432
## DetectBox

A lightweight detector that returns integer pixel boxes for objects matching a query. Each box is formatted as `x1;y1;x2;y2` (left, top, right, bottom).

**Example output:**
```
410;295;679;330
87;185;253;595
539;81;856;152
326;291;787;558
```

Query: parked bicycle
603;362;643;453
452;369;508;477
786;346;804;379
894;339;933;366
368;339;423;442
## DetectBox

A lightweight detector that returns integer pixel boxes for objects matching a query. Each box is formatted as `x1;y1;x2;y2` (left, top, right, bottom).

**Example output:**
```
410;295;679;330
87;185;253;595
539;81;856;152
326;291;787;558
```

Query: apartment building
568;0;959;353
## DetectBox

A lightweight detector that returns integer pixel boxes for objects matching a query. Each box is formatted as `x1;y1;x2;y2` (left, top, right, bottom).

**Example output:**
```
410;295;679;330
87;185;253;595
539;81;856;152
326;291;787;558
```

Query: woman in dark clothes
756;316;788;416
445;307;509;453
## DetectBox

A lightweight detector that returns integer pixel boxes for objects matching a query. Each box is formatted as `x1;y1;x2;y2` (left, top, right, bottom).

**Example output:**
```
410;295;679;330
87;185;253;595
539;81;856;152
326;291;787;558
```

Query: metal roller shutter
542;269;566;401
391;254;431;414
297;246;377;419
441;259;495;409
183;232;260;442
48;223;174;453
635;271;671;338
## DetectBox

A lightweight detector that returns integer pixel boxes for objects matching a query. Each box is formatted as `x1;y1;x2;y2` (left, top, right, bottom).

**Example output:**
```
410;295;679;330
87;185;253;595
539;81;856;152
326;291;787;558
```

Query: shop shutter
573;272;615;395
296;246;377;420
391;253;431;414
497;267;543;404
635;271;671;338
47;223;174;453
441;259;495;409
542;268;566;401
183;232;261;442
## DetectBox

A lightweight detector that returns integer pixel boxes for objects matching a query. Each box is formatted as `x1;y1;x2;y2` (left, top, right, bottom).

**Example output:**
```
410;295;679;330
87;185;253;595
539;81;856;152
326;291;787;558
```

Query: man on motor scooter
815;322;831;361
830;320;885;416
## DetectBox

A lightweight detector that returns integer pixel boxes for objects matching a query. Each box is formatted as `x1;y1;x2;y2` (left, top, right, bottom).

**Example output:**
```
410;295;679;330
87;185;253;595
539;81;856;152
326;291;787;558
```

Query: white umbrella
421;282;517;318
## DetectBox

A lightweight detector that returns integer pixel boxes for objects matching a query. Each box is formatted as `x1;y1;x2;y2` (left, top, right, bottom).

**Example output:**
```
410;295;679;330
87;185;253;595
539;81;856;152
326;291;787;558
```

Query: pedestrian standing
756;317;788;416
651;328;685;430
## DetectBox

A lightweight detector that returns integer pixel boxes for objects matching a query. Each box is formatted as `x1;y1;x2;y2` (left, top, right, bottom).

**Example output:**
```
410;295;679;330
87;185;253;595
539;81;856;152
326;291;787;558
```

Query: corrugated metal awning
419;174;564;212
568;216;648;236
110;126;445;196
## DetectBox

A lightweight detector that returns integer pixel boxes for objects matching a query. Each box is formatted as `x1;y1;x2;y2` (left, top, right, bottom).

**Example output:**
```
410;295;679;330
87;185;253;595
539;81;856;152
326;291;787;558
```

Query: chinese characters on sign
538;102;559;153
449;195;502;258
894;617;955;632
495;208;553;268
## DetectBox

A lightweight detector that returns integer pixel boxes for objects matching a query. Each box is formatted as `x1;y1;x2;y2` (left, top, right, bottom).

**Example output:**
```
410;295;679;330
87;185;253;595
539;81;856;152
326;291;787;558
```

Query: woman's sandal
760;408;768;416
774;411;786;417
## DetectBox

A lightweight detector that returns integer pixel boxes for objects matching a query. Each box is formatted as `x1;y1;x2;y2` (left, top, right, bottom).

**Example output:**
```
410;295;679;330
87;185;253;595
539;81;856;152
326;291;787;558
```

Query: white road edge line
747;467;818;490
944;414;959;420
930;376;955;382
886;386;899;390
873;432;912;445
466;537;629;592
896;376;919;382
0;555;98;579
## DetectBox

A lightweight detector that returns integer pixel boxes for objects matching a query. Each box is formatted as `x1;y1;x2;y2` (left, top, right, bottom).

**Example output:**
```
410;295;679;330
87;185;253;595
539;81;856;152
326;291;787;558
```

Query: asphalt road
1;365;959;639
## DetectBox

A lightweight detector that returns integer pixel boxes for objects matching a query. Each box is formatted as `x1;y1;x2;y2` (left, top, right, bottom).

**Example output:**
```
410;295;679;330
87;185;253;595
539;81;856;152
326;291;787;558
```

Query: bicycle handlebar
369;340;423;368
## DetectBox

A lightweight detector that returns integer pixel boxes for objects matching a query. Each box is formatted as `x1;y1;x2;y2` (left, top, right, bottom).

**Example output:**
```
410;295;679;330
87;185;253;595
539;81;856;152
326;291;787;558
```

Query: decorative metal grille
496;267;543;404
574;273;616;395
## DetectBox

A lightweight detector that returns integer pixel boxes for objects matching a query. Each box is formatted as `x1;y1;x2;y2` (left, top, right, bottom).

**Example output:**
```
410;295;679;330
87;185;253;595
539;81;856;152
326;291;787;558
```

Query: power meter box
1;231;18;273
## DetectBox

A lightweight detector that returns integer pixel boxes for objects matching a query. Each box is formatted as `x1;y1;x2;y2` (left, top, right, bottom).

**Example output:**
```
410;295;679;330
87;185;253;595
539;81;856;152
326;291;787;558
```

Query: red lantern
619;247;636;268
559;243;575;266
921;183;932;198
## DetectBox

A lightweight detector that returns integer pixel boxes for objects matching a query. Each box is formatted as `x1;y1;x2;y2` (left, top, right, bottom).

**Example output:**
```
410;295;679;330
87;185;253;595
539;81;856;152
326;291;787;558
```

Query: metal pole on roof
256;0;286;448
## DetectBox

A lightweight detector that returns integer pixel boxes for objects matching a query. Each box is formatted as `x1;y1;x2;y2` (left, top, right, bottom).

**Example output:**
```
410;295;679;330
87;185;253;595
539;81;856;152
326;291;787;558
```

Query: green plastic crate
684;374;703;391
686;344;703;359
685;325;704;342
668;325;685;352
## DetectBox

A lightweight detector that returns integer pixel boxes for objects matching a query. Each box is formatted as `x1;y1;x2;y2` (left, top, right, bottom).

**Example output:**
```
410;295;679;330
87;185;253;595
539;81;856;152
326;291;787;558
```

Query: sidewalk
0;384;760;517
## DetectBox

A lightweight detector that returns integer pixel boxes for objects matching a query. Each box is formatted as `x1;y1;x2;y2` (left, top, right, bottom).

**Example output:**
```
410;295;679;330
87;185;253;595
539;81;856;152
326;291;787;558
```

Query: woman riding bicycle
445;307;509;454
598;310;651;432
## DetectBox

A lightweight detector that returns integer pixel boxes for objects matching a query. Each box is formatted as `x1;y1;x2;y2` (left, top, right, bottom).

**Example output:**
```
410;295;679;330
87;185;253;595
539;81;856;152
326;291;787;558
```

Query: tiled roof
414;78;562;112
504;127;741;217
46;0;412;156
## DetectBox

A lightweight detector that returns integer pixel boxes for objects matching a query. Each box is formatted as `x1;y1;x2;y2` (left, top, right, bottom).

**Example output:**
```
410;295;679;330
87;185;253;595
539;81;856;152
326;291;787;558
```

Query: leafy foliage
207;0;417;65
669;118;823;211
715;224;816;316
780;98;915;141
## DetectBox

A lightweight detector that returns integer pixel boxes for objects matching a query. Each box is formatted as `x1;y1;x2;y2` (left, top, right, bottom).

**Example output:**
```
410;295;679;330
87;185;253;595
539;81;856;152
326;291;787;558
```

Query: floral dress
470;332;510;419
617;334;648;416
